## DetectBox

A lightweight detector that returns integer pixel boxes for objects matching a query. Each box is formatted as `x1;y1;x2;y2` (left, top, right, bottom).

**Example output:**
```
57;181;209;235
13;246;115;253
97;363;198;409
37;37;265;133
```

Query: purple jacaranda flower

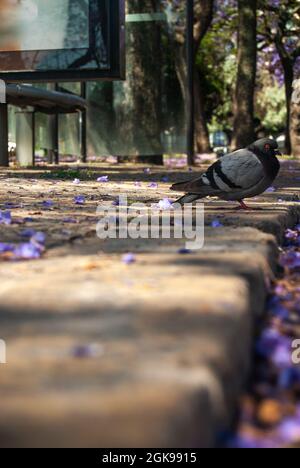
285;229;298;240
74;195;85;205
268;297;290;320
63;217;78;224
73;178;80;185
0;211;12;225
161;176;169;183
31;232;46;246
0;243;14;253
256;327;282;358
144;168;151;174
41;200;54;208
211;219;224;228
148;182;158;189
271;343;292;368
134;181;142;187
97;176;109;183
20;229;36;238
178;248;192;254
13;243;42;260
265;186;276;193
122;253;136;265
157;198;173;210
4;202;19;209
277;418;300;444
274;284;287;297
72;343;103;359
280;251;300;269
278;367;300;389
226;434;267;449
24;217;34;223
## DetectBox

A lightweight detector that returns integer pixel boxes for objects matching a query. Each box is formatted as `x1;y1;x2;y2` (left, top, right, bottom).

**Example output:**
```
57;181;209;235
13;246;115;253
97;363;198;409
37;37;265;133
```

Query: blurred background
2;0;300;164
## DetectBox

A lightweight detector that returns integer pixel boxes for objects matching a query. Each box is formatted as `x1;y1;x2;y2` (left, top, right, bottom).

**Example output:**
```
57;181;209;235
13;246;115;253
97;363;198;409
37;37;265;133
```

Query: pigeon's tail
171;179;218;204
173;193;204;205
170;180;192;192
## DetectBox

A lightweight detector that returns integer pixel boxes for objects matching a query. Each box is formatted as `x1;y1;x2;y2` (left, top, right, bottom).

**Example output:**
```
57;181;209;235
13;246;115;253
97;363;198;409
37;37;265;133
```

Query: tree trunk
232;0;257;150
290;91;300;157
281;59;294;155
172;1;214;159
194;71;210;152
121;0;163;164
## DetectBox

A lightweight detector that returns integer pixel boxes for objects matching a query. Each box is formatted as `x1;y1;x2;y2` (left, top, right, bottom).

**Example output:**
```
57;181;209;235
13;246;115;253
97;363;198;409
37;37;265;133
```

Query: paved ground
0;160;300;447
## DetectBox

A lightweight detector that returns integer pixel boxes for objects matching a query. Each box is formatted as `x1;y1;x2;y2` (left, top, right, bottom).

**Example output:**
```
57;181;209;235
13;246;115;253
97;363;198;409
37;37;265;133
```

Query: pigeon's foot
235;200;254;211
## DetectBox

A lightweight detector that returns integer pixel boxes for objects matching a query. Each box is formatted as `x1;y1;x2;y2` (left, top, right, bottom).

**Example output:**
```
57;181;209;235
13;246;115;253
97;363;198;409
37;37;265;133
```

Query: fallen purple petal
178;248;192;255
31;232;46;245
41;200;54;208
63;217;78;224
122;253;136;265
12;243;42;260
211;219;224;228
0;210;12;225
20;229;37;238
97;176;109;183
74;196;85;205
0;243;14;253
280;251;300;269
72;344;103;359
157;198;173;210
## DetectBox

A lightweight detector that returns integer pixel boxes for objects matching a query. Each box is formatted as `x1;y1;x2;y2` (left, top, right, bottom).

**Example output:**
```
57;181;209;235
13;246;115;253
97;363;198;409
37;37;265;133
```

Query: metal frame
187;0;195;166
0;0;125;83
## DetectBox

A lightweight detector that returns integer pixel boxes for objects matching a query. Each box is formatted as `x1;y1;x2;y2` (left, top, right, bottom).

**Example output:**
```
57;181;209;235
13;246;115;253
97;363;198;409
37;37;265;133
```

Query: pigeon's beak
274;149;282;156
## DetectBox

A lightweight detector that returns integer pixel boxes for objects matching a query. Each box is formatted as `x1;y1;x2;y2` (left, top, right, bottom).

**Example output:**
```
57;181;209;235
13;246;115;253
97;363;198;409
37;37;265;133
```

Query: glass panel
59;114;80;159
0;0;110;72
86;1;186;158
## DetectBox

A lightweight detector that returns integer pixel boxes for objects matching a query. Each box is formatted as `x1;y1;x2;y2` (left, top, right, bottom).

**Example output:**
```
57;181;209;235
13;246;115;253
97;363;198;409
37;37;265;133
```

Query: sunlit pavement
0;161;299;447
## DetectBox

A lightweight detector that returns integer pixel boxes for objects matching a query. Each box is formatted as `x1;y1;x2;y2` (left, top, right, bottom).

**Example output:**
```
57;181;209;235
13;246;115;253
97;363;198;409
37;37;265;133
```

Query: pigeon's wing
186;149;264;193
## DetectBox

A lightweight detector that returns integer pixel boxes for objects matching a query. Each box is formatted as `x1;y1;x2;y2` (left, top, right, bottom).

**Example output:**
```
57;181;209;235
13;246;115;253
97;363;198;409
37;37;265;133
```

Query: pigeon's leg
236;200;253;211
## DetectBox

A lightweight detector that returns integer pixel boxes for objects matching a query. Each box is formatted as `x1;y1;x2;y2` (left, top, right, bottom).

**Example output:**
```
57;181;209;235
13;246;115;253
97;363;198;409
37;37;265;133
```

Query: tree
231;0;257;149
291;79;300;157
164;0;214;155
258;0;300;155
118;0;163;164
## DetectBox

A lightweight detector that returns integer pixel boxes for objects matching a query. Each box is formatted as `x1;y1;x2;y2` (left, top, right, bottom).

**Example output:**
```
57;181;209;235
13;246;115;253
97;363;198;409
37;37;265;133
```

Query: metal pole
16;109;35;167
80;82;87;163
187;0;195;166
0;104;9;167
54;83;59;164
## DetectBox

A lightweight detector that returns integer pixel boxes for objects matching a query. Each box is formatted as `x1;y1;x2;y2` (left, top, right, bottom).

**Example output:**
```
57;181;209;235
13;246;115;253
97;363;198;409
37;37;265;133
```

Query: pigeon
170;138;281;210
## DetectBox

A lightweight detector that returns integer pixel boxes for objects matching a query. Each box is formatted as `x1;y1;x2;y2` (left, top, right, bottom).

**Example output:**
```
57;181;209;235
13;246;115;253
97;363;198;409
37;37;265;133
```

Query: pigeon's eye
264;144;271;151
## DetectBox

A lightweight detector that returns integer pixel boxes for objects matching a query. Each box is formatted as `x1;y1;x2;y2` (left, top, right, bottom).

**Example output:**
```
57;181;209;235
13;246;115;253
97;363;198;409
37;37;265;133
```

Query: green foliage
196;22;237;133
256;83;287;134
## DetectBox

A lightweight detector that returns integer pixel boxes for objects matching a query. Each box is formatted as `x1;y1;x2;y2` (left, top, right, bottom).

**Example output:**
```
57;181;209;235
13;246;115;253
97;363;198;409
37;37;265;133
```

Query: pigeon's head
248;138;281;157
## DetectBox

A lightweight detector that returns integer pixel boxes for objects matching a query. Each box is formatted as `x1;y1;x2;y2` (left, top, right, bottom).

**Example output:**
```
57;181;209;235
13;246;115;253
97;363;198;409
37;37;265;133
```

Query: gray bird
170;138;281;210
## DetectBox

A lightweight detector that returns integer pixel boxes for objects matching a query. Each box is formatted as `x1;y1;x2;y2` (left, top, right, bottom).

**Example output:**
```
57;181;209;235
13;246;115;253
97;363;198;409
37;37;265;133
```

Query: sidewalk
0;160;299;447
